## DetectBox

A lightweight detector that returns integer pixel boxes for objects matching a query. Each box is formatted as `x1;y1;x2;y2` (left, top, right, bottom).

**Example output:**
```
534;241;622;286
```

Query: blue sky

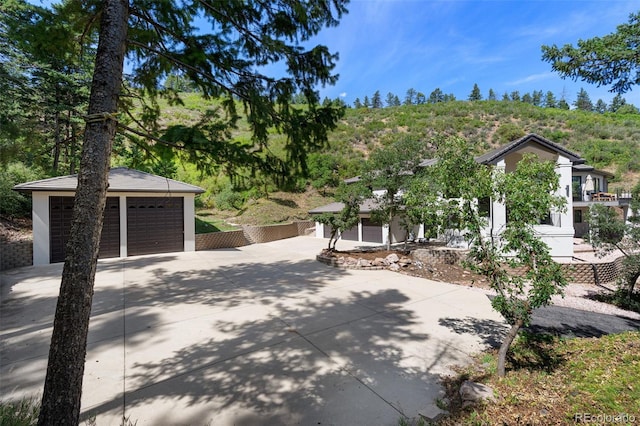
307;0;640;108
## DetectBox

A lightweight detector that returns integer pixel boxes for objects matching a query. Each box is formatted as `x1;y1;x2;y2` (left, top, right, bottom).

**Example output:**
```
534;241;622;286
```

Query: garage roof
13;167;205;194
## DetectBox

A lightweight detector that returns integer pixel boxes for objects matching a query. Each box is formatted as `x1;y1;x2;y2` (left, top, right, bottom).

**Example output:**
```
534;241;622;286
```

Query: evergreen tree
502;92;510;101
522;93;533;104
488;88;497;101
443;93;456;102
574;88;593;111
468;83;482;101
542;11;640;93
558;98;570;109
31;0;348;423
371;90;382;108
385;91;397;107
544;91;557;108
532;90;543;106
392;94;401;106
428;88;444;103
404;88;417;105
595;99;608;113
363;95;371;108
510;91;521;102
415;91;426;104
609;93;627;112
353;97;363;109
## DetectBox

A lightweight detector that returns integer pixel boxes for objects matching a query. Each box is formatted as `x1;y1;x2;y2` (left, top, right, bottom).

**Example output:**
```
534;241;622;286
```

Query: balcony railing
573;189;633;202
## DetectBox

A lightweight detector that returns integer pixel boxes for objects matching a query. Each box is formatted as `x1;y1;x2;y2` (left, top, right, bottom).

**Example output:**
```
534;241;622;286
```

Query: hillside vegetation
4;93;640;226
329;100;640;184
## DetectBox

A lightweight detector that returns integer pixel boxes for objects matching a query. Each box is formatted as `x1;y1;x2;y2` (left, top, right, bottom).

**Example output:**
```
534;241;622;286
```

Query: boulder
373;257;386;266
459;380;496;408
388;263;400;272
385;253;400;263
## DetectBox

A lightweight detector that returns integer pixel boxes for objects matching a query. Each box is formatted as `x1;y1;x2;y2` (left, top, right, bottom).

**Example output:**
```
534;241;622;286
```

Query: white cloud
339;92;347;98
507;72;555;86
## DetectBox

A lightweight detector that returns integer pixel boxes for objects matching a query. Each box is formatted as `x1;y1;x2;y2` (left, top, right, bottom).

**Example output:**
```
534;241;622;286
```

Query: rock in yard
459;380;495;408
357;258;371;267
373;257;386;266
388;263;400;271
385;253;400;263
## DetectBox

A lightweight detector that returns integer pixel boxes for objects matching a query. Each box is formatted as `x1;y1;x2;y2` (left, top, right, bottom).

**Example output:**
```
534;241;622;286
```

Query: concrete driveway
1;236;508;425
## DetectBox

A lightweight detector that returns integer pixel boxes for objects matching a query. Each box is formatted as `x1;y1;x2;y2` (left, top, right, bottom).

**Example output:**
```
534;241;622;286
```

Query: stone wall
1;221;316;271
410;247;624;286
195;230;249;250
241;221;314;244
196;221;315;250
1;240;33;271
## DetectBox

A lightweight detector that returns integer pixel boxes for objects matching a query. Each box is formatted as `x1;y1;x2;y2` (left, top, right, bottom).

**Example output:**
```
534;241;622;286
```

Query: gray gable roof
13;167;205;194
475;133;584;165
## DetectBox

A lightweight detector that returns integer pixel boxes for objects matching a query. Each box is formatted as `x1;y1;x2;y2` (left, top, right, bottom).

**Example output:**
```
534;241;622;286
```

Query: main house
310;134;633;261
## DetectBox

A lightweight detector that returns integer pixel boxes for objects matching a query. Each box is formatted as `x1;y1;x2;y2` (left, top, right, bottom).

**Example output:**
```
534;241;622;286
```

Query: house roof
309;198;381;214
13;167;205;194
475;133;584;165
572;163;615;178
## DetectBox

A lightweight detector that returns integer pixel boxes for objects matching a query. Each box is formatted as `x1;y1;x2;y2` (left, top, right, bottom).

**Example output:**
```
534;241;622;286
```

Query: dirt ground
329;249;491;289
0;216;32;242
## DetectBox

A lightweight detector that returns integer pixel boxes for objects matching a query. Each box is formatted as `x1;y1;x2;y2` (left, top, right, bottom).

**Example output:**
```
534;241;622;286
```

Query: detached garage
13;167;204;265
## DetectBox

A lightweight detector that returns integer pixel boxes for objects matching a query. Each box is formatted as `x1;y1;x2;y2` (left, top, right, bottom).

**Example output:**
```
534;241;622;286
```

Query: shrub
0;163;42;218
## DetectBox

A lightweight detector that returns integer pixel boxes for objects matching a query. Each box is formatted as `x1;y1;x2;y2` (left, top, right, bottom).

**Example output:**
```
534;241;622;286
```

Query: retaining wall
1;240;33;271
410;247;624;285
1;221;316;271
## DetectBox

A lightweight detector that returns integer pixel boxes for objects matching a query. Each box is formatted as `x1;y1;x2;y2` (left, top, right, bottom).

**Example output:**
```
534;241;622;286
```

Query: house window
574;209;583;224
572;176;582;201
539;212;552;225
593;178;601;193
477;197;490;218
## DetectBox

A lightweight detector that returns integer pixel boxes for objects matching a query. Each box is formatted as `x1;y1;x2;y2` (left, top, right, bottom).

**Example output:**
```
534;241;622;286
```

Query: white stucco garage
13;167;204;265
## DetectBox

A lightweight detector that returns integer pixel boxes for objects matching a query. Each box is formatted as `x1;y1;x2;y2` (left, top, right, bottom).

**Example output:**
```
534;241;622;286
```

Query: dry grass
438;331;640;425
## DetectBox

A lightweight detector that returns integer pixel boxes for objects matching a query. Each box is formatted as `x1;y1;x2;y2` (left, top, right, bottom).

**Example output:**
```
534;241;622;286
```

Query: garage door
127;197;184;256
340;225;358;241
49;197;120;263
362;218;383;243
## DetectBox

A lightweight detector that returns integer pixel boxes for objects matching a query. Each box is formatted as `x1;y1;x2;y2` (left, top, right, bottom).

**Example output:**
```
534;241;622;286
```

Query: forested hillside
3;93;640;225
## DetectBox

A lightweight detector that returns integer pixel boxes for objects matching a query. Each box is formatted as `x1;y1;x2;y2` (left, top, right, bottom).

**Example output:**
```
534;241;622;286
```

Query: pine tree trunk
497;318;524;378
38;1;128;424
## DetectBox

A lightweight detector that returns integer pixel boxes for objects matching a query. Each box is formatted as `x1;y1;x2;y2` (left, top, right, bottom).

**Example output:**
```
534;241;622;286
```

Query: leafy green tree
371;90;383;108
522;92;533;104
587;186;640;302
307;152;340;194
407;136;567;377
544;91;557;108
542;11;640;93
362;137;429;250
468;83;482;101
316;183;366;250
510;90;521;102
415;91;426;104
502;92;510;101
34;0;348;423
574;88;593;111
443;93;456;102
428;87;444;103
